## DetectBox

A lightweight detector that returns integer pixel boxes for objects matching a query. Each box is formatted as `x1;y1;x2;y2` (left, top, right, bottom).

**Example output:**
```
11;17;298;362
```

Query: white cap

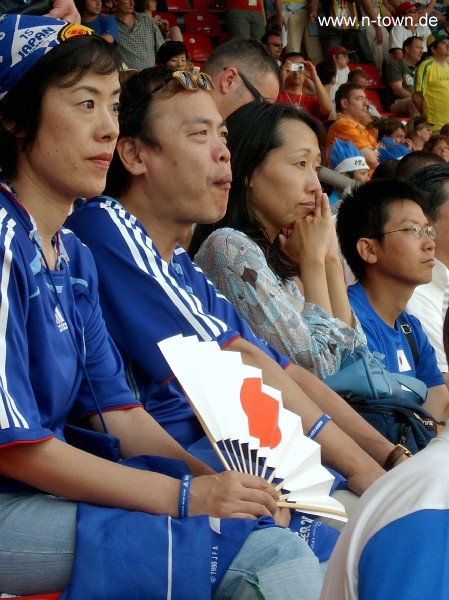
334;156;369;174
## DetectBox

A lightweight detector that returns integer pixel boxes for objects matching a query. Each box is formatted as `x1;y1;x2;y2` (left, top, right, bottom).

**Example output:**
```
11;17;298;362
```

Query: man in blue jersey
320;310;449;600
336;178;449;424
66;67;402;500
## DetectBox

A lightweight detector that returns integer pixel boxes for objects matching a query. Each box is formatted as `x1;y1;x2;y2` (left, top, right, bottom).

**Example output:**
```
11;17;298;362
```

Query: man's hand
189;471;281;520
45;0;80;21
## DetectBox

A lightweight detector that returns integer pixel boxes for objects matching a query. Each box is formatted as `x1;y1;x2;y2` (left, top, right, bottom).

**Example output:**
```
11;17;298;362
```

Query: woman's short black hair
189;101;325;281
155;41;188;66
0;35;121;178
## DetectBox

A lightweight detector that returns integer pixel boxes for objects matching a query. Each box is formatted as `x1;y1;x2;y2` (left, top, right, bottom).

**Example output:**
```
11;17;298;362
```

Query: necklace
283;90;303;108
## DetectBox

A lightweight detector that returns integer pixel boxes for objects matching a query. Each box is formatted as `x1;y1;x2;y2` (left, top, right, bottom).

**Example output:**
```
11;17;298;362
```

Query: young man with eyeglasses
202;38;282;117
336;178;449;424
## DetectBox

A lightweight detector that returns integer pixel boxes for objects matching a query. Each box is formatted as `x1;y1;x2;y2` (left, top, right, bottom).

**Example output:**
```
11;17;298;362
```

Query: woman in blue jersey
0;14;326;599
190;101;365;380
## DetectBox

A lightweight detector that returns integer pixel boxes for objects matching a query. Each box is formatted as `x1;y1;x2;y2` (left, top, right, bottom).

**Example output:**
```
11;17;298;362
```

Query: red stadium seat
349;63;384;89
192;0;212;9
364;89;395;117
184;12;222;36
192;0;225;11
183;33;214;61
166;0;196;12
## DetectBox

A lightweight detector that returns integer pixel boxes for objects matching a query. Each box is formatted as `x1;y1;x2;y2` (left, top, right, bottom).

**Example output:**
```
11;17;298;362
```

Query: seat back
349;63;383;88
364;89;384;113
183;33;214;61
166;0;193;11
184;11;222;36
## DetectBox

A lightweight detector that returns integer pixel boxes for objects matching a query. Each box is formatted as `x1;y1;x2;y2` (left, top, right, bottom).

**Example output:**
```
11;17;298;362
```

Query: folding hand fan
158;334;347;522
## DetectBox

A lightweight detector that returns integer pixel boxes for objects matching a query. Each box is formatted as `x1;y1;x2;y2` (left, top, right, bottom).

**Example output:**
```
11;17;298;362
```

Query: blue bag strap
390;372;428;405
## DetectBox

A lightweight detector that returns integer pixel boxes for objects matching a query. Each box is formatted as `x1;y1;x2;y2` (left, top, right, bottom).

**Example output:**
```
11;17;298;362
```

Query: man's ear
340;97;349;111
357;237;378;266
116;137;148;176
1;118;24;140
220;67;239;95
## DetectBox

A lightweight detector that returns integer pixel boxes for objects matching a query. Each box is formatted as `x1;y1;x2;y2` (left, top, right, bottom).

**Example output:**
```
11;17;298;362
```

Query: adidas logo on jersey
55;306;68;332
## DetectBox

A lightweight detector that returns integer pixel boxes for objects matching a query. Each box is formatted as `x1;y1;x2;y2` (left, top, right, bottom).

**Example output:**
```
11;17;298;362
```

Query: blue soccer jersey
66;196;291;448
348;281;444;389
321;428;449;600
0;184;141;492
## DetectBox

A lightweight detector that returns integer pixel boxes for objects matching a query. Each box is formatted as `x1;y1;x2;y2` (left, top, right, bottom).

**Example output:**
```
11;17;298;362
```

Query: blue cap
0;14;94;100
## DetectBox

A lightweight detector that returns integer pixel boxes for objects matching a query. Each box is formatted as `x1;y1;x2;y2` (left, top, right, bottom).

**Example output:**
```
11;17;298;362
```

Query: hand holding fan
158;335;347;522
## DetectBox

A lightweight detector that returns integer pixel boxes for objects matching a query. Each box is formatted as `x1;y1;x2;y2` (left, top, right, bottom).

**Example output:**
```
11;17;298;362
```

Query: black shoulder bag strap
398;317;419;366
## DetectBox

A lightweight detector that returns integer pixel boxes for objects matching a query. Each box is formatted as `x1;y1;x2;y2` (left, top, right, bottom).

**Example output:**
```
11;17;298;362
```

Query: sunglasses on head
150;70;215;95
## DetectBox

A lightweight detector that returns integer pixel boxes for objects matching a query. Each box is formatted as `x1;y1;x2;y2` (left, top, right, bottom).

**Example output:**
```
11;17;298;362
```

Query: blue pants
0;492;325;599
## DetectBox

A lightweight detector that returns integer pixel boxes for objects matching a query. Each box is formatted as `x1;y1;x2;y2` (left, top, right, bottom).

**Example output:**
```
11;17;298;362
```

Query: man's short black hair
402;35;422;52
336;179;427;280
407;163;449;221
335;82;364;113
394;150;445;180
261;30;281;45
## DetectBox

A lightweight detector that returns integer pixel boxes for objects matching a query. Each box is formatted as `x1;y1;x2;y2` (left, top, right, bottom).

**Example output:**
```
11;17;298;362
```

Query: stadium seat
364;89;395;117
153;11;179;27
184;12;222;36
349;63;384;88
166;0;196;12
192;0;211;9
192;0;225;11
183;33;214;61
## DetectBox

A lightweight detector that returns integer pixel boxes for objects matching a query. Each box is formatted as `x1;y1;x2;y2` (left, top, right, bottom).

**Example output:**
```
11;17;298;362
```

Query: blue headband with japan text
0;14;95;100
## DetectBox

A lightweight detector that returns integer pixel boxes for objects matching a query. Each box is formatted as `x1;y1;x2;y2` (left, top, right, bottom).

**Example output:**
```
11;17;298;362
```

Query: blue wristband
306;414;332;440
178;474;192;518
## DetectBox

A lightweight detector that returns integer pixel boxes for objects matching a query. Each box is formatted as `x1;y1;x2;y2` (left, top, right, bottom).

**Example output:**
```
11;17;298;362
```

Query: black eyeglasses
223;67;265;102
238;70;265;102
372;224;437;240
150;70;215;95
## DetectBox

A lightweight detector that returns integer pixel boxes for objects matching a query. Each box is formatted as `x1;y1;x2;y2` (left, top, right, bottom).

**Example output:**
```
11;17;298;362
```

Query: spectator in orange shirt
327;82;379;173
